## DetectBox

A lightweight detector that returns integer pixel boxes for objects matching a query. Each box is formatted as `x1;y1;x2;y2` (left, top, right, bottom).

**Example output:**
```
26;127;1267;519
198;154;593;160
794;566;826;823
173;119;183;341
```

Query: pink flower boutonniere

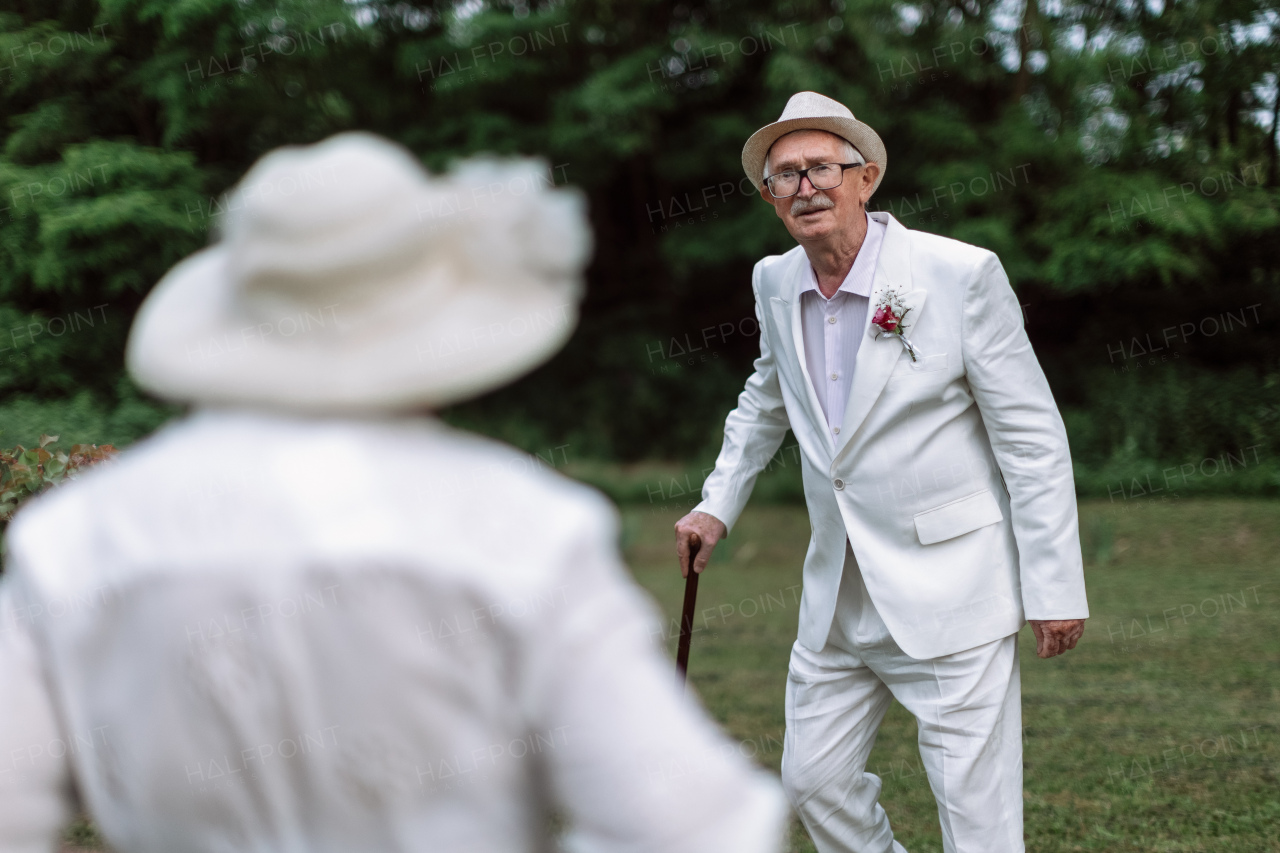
871;289;921;362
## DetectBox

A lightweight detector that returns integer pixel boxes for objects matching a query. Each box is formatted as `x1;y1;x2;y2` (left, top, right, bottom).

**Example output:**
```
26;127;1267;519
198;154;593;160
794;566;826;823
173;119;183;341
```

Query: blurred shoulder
330;415;624;604
404;418;616;535
5;410;619;600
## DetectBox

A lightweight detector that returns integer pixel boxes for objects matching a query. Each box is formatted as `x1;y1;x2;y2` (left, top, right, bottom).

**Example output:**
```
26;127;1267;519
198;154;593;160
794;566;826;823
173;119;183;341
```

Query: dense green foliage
0;0;1277;487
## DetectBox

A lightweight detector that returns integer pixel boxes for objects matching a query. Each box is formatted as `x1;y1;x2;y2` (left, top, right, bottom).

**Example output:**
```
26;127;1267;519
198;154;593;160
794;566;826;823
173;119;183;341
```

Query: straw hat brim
741;116;887;196
126;246;579;414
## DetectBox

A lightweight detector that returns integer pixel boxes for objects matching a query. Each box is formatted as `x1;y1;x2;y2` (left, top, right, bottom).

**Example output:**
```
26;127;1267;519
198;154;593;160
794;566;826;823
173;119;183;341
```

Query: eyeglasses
763;162;863;199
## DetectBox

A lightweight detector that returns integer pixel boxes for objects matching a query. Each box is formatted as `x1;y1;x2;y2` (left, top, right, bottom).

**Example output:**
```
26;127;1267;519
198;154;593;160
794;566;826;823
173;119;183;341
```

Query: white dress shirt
799;212;886;437
0;409;786;853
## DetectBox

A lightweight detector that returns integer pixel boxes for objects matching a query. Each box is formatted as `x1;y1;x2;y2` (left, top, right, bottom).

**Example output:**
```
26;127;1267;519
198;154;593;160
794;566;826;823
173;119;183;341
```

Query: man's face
758;130;880;243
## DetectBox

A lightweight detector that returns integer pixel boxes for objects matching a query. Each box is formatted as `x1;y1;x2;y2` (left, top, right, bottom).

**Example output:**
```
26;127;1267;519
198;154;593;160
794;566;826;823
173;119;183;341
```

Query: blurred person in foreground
0;133;787;853
674;92;1089;853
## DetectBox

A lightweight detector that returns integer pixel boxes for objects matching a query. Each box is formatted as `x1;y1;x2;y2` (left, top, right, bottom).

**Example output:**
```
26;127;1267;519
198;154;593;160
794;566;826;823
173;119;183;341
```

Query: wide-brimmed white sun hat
127;132;591;412
741;91;887;195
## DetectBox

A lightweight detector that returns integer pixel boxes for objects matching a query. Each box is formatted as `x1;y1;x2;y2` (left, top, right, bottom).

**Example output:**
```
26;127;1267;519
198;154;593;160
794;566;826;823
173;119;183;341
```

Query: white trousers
781;542;1024;853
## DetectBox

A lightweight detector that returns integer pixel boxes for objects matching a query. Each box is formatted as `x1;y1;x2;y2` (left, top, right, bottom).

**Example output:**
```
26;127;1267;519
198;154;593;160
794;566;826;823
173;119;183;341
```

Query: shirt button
830;373;839;381
827;316;837;324
833;478;845;490
833;427;841;435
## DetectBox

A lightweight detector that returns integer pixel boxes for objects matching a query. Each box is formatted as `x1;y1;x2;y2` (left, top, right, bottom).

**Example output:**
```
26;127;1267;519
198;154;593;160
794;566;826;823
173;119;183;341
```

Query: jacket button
833;478;845;490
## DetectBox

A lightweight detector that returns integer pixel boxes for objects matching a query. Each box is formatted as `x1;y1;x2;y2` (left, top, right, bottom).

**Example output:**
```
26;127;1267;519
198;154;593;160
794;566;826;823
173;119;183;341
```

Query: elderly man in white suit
0;133;787;853
674;92;1089;853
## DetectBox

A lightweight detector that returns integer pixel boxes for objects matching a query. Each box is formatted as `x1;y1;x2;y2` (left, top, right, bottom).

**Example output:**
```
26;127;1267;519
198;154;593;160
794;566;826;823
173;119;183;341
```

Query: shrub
0;434;118;527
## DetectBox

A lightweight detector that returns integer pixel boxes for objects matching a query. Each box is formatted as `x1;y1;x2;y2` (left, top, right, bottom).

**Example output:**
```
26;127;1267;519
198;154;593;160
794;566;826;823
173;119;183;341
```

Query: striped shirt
799;212;886;438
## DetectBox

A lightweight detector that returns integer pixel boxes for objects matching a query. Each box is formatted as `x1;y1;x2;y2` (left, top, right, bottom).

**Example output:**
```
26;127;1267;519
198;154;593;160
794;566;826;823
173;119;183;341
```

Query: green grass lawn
624;498;1280;852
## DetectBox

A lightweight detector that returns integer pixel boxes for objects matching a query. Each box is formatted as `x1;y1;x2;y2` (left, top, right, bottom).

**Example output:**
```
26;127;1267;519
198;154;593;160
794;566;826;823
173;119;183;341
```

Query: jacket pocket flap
913;489;1003;545
890;352;948;378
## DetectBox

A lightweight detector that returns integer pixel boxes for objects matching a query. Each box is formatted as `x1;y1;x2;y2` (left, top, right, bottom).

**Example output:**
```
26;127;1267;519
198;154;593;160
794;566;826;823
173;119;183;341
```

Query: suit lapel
768;252;834;456
833;213;918;460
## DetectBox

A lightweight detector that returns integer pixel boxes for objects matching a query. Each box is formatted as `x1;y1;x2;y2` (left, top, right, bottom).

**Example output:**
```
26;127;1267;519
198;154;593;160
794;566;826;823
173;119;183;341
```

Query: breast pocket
889;351;948;379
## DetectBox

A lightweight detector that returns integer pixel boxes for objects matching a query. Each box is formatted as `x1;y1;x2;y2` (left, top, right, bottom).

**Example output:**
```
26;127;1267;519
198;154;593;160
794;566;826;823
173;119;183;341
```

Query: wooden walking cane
676;533;701;685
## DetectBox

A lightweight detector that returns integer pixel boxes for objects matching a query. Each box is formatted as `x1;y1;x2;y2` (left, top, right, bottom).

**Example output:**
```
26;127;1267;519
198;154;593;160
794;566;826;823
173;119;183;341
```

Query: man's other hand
674;511;728;578
1029;619;1085;658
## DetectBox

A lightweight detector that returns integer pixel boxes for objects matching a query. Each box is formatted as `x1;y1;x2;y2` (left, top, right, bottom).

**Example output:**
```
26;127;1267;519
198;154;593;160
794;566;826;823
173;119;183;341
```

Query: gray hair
763;130;864;182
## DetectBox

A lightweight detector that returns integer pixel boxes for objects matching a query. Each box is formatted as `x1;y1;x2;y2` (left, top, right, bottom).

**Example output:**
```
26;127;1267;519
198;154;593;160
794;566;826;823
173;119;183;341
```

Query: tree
0;0;1276;474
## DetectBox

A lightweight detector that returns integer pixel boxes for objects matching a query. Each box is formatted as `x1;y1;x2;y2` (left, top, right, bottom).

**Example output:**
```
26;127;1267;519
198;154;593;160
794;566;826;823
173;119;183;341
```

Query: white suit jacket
695;211;1089;659
0;410;785;853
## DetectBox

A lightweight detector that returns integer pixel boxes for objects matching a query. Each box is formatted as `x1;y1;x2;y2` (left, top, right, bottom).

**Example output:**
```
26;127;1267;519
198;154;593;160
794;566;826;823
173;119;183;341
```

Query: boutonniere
871;289;922;362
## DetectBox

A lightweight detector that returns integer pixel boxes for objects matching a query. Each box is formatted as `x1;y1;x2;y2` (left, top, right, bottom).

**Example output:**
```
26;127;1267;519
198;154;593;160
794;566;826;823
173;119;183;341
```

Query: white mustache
790;195;835;216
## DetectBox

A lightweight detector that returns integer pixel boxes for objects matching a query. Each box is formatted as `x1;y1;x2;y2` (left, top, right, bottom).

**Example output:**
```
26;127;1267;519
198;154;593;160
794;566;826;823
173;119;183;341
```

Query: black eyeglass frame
763;162;864;199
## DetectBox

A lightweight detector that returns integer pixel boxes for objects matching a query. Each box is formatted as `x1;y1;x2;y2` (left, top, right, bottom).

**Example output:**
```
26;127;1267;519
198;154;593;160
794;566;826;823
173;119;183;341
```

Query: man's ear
859;163;882;204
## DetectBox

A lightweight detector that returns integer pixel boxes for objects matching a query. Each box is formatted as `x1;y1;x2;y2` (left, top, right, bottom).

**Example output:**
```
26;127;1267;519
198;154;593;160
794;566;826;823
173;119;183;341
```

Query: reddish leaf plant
1;434;119;526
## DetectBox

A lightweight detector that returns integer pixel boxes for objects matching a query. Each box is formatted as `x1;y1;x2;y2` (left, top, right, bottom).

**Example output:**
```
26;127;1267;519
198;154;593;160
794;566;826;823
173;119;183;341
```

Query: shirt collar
800;212;885;300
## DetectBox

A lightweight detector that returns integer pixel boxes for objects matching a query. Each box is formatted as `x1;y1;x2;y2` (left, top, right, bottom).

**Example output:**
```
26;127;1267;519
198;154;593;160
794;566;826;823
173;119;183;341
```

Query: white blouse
0;409;785;853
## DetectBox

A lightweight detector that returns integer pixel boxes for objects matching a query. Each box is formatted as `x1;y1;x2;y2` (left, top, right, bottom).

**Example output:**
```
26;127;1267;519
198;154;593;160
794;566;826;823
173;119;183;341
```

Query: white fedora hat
741;91;887;195
127;132;591;413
